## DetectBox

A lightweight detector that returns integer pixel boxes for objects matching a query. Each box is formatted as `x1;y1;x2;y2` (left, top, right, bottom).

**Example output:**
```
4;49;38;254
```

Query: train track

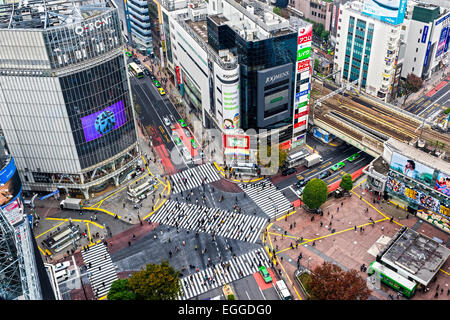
312;84;450;153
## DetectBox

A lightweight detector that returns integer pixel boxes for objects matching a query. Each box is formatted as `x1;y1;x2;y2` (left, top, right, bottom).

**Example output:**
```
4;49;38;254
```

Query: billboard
298;25;312;45
81;100;127;142
389;152;434;185
0;157;22;208
223;135;250;149
421;25;429;43
362;0;407;25
435;172;450;196
222;83;240;130
435;26;449;58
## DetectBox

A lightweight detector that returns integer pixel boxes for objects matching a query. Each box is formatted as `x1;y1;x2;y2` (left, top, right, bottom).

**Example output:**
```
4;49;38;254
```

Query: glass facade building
0;1;139;198
125;0;153;55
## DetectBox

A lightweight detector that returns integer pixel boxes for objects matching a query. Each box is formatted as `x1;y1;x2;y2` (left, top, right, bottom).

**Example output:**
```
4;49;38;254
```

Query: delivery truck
304;153;323;168
60;198;83;210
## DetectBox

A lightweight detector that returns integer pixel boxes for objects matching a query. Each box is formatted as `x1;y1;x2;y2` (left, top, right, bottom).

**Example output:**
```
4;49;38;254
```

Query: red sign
176;66;181;85
298;25;312;45
297;60;310;73
294;120;307;129
295;110;308;119
280;140;291;150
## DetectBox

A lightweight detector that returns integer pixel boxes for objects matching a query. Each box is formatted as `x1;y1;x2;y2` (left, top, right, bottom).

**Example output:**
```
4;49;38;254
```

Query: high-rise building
334;0;405;102
124;0;153;55
159;0;311;161
0;0;139;199
401;2;449;80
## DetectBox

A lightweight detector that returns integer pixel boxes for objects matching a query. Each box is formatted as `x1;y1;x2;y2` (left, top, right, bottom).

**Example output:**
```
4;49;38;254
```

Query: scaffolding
0;207;42;300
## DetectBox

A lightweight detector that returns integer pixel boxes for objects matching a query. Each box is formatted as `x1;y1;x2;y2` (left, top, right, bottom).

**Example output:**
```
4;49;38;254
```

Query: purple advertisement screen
81;100;127;142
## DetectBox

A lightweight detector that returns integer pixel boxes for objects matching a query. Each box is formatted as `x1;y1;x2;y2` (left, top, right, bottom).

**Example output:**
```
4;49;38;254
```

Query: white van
55;269;70;283
54;261;70;273
275;280;292;300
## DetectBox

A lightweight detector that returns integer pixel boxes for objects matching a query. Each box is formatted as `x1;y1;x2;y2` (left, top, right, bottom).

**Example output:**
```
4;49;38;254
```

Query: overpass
310;81;450;157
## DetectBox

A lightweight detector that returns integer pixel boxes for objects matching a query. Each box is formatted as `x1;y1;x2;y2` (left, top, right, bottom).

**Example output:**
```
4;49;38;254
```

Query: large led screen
0;158;22;208
81;100;127;142
435;26;449;58
390;152;434;185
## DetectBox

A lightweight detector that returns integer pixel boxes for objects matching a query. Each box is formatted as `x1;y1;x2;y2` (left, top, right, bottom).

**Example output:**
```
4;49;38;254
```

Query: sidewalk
265;176;450;300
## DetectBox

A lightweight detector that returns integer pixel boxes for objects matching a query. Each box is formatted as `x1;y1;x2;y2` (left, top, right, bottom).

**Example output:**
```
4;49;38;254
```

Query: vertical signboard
421;25;429;43
292;24;312;148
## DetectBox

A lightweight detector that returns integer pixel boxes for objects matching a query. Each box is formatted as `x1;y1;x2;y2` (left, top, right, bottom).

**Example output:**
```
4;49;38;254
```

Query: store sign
297;47;311;61
265;71;290;85
223;135;249;149
421;25;429;43
297;60;310;73
423;41;431;66
74;16;112;35
389;152;434;186
176;66;181;85
298;25;313;45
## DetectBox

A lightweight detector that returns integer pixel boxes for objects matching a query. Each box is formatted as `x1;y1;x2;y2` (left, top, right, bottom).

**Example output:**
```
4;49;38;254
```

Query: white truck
304;153;323;168
60;198;83;210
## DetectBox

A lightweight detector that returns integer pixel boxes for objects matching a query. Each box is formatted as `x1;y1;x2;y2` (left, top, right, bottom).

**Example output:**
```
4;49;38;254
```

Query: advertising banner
298;25;312;45
223;135;249;149
176;66;181;85
423;41;431;67
386;177;450;225
81;100;127;142
435;26;449;58
0;158;22;209
389;152;434;185
435;172;450;196
362;0;407;25
222;83;240;130
297;60;310;73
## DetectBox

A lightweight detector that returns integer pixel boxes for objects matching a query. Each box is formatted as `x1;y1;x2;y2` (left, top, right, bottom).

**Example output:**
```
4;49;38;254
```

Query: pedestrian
337;207;339;212
320;221;323;227
128;241;131;246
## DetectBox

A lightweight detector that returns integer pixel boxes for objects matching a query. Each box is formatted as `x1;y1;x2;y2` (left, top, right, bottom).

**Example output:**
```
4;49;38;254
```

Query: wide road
405;78;450;120
128;64;193;172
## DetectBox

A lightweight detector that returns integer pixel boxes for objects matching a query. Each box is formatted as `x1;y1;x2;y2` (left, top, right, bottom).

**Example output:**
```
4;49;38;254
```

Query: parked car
295;178;309;189
178;118;187;127
54;261;70;273
158;88;166;96
282;167;296;176
184;129;191;137
133;57;140;64
191;139;198;149
153;79;161;88
144;68;151;76
150;74;156;81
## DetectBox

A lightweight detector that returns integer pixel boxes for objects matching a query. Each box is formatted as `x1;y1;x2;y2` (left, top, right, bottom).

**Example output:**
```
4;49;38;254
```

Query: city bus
230;163;260;177
367;261;418;298
284;150;309;168
127;179;156;200
129;62;144;78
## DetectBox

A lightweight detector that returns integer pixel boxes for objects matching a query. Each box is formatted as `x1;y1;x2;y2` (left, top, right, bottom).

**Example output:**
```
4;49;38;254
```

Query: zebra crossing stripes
240;179;292;218
81;243;118;299
170;163;222;194
178;248;271;300
149;200;266;243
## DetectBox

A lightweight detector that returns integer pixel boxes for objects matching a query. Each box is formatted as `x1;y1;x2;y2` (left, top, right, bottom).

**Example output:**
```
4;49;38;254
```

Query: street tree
401;73;423;108
107;279;136;300
309;262;371;300
314;58;321;73
127;261;181;300
273;6;281;16
302;178;328;210
339;173;353;192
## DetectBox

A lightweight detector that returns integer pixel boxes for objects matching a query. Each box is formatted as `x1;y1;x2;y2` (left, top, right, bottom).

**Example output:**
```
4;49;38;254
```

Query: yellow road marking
35;220;67;239
275;255;302;300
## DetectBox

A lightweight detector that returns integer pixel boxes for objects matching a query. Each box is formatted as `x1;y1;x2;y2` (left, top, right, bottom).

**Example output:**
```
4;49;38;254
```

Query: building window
416;48;418;52
412;67;415;72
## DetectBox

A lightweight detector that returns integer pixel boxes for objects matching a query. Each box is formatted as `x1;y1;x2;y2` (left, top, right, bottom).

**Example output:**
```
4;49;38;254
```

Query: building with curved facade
0;0;139;199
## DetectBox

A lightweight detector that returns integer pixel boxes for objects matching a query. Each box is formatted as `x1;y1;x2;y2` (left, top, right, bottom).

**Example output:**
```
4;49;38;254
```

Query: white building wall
401;19;431;78
0;76;81;174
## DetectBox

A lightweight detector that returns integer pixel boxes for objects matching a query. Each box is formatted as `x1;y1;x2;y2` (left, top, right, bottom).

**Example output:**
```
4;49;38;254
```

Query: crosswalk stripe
170;163;221;194
240;179;292;218
178;248;270;300
149;200;266;243
81;243;118;299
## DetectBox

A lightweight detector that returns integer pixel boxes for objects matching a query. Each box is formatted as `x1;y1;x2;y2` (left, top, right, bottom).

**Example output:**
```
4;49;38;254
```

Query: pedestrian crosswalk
81;243;118;299
179;248;271;300
149;200;266;243
240;179;292;219
170;163;222;194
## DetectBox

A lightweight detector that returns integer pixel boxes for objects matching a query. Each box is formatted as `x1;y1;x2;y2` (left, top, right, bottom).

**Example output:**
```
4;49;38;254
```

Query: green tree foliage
321;30;330;42
273;6;281;16
314;58;320;72
444;107;450;115
127;261;181;300
339;174;353;192
302;178;328;210
401;73;423;107
309;262;371;300
107;279;136;300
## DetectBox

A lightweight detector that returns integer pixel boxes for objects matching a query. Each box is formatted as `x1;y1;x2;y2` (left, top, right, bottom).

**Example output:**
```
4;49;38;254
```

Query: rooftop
0;0;113;29
385;138;450;174
379;227;450;285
